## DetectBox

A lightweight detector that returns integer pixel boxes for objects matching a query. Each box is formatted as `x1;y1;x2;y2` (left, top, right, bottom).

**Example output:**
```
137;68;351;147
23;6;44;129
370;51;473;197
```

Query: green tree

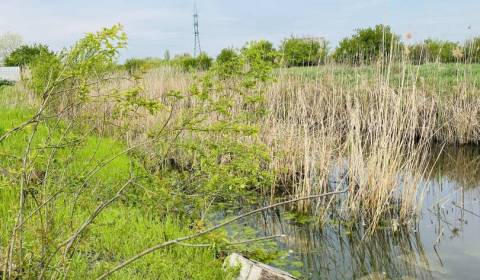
4;44;53;68
195;52;213;70
333;24;400;64
214;48;241;79
216;48;238;64
407;43;426;65
464;37;480;63
408;39;461;64
423;39;459;63
172;52;212;72
241;40;278;65
280;37;328;67
124;58;144;75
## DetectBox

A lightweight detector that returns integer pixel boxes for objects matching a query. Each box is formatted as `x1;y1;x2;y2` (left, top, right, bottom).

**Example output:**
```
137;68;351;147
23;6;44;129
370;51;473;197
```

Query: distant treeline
332;25;480;65
2;24;480;74
124;25;479;72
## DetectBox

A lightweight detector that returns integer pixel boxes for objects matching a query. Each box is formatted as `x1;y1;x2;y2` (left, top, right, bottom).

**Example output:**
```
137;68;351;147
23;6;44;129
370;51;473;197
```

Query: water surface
237;145;480;279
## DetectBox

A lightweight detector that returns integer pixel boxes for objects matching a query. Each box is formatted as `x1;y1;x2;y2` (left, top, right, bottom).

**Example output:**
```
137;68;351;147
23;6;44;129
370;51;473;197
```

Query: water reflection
248;210;435;279
237;145;480;279
427;144;480;190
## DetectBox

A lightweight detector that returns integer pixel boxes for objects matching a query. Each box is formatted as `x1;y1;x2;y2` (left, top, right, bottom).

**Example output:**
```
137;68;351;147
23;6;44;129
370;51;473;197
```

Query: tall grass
8;57;477;246
95;60;480;230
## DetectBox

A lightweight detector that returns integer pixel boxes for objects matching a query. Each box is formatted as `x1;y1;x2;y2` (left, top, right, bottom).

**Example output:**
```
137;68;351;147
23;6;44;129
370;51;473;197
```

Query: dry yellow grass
68;61;479;229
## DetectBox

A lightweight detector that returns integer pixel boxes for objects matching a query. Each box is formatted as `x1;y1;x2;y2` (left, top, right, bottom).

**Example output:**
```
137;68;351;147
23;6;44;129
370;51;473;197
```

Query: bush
408;40;461;64
216;48;238;65
0;79;15;87
333;24;400;64
241;40;278;66
124;58;147;76
424;39;459;63
280;37;328;67
407;43;426;65
464;37;480;63
123;57;166;76
196;52;213;70
4;44;53;67
172;52;212;72
214;48;241;79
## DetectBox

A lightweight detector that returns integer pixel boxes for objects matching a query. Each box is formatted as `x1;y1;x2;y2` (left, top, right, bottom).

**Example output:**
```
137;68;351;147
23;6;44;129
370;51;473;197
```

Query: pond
228;145;480;279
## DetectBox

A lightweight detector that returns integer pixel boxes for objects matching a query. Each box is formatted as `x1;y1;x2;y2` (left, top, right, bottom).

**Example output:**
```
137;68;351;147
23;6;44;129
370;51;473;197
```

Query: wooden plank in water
226;253;298;280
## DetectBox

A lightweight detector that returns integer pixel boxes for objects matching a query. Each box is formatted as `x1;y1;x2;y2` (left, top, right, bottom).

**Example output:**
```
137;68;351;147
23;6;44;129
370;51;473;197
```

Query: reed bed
83;62;480;228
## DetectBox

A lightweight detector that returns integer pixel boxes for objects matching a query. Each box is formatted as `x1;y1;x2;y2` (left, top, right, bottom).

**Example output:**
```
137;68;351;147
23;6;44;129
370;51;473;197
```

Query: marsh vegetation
1;24;480;279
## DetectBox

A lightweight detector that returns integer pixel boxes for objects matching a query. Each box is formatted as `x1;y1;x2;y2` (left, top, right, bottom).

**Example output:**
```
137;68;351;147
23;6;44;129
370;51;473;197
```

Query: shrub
172;52;212;72
464;37;480;63
407;43;426;64
241;40;278;66
123;57;165;76
29;51;61;95
0;79;15;87
408;40;461;64
216;48;238;65
4;44;53;67
215;48;241;79
333;24;400;64
280;37;328;67
196;52;213;70
423;39;459;63
124;58;147;76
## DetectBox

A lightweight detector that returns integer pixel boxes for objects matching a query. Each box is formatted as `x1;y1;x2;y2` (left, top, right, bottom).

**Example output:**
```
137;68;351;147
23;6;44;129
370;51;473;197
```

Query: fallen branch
176;234;286;248
96;188;348;280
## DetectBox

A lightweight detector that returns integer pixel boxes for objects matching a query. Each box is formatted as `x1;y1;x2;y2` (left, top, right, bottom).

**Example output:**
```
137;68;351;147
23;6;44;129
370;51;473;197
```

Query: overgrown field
1;25;480;279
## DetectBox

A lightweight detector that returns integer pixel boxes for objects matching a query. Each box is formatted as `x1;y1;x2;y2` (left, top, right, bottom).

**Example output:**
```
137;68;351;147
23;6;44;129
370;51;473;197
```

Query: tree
216;48;238;65
172;52;212;72
333;24;400;64
408;39;461;64
280;37;328;67
123;57;165;76
0;32;23;64
195;52;213;70
124;58;147;76
215;48;241;79
423;39;459;63
4;44;53;68
241;40;278;65
464;37;480;63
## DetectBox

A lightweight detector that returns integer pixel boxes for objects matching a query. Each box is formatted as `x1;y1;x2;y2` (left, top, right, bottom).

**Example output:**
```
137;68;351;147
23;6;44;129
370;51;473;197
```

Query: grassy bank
0;85;237;279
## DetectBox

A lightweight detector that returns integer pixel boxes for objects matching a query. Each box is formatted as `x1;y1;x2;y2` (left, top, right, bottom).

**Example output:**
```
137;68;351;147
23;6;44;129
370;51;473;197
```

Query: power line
193;4;201;57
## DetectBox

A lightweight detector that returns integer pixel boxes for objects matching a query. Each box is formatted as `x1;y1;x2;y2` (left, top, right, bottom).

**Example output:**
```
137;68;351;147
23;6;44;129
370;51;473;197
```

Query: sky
1;0;479;61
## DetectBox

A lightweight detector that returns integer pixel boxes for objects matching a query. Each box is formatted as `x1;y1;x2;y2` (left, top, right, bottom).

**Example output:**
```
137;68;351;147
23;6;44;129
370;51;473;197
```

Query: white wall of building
0;67;21;81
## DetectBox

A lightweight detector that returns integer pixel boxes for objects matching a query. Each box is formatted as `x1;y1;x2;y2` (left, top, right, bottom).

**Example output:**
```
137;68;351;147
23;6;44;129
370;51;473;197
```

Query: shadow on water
222;145;480;279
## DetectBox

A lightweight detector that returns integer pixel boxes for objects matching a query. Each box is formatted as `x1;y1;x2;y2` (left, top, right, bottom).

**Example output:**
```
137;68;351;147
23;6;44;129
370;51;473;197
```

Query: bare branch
96;188;348;280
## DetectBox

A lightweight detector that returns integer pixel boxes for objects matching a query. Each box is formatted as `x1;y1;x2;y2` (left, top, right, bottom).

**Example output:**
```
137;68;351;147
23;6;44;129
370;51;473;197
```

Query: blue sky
1;0;479;60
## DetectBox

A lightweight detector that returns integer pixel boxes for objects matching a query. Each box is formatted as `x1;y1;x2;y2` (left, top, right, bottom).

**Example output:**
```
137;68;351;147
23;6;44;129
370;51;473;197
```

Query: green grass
280;63;480;91
69;208;236;279
0;85;234;279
